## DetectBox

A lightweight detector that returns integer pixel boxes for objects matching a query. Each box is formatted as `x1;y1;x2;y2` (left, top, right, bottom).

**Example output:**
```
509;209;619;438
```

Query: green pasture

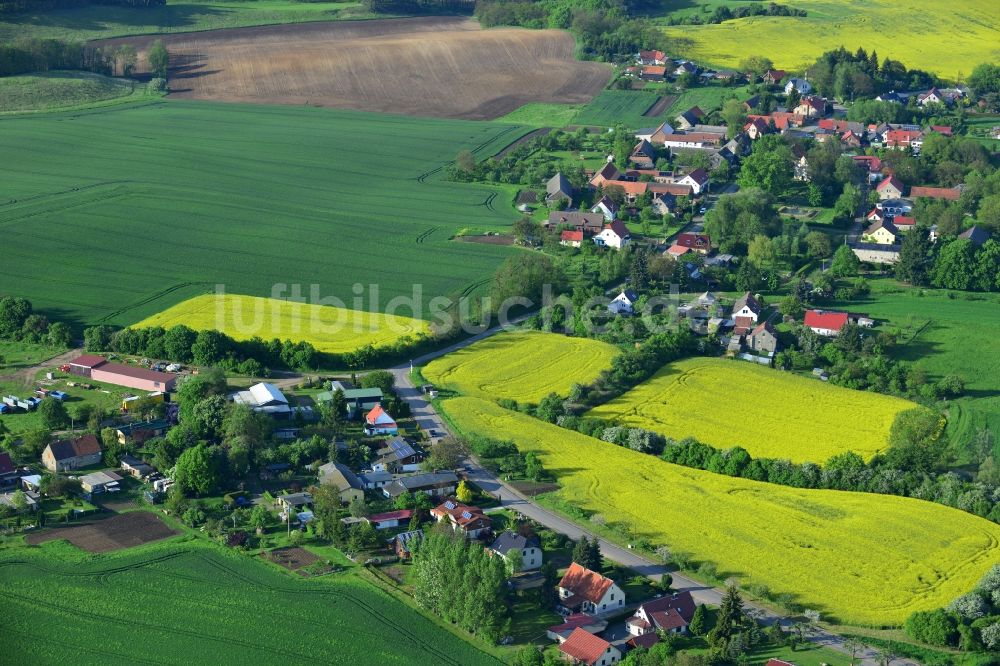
830;280;1000;461
0;538;500;665
0;0;366;42
0;340;65;372
571;89;665;128
0;71;159;114
0;100;528;330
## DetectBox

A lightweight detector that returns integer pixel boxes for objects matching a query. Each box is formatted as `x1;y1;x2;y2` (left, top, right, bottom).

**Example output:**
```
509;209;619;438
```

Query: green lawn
0;71;160;114
0;537;501;665
496;103;583;128
572;89;665;129
665;84;750;116
0;0;367;42
829;279;1000;461
0;100;529;331
0;340;65;372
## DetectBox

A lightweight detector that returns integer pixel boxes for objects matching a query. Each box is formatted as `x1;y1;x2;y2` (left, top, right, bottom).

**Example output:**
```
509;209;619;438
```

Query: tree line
905;565;1000;652
667;2;806;26
0;0;163;14
0;296;73;348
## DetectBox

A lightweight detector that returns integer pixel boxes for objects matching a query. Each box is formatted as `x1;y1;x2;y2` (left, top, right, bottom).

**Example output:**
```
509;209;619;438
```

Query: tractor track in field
93;281;215;325
460;277;492;298
415;227;438;244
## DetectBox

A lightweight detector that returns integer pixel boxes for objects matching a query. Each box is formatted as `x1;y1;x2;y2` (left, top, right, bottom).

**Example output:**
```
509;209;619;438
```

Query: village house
747;320;779;355
367;509;413;530
230;382;291;418
314;386;383;419
318;461;365;504
608;289;638;316
558;628;622;666
804;310;851;336
793;96;828;117
546;172;575;208
876;198;912;216
392;529;422;560
958;226;991;246
0;490;38;513
594;220;631;250
275;492;313;518
674;232;712;255
637;49;666;66
852;155;884;183
876;176;904;201
634;122;673;144
762;69;787;85
862;219;900;245
651;193;677;217
744;117;771;141
626;591;697;645
884;129;923;150
892;215;916;231
640;65;666;82
677;168;709;195
674;106;705;130
382;471;458;500
589;163;622;189
372;437;424;473
784;77;812;94
115;419;169;445
548;211;605;235
357;470;394;490
489;531;543;571
364;404;398;436
591;196;620;221
431;499;492;539
909;185;961;201
42;434;102;472
732;292;762;333
561;230;584;247
660;132;725;150
119;454;156;480
558;562;625;616
0;452;18;489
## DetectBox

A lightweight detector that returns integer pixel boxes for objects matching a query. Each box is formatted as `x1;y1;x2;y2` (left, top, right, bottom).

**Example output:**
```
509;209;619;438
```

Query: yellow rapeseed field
132;293;430;354
587;357;914;463
422;331;617;403
443;396;1000;626
663;0;1000;78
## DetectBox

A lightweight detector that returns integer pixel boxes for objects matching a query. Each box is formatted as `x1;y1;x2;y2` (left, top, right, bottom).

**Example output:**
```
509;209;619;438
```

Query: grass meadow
588;357;915;463
0;0;366;42
828;281;1000;462
0;71;158;113
659;0;1000;78
0;100;528;330
0;538;500;665
422;331;617;403
442;396;1000;626
134;293;431;354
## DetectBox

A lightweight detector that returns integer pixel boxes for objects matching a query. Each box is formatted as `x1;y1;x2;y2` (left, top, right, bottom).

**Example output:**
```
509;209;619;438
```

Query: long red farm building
68;355;177;392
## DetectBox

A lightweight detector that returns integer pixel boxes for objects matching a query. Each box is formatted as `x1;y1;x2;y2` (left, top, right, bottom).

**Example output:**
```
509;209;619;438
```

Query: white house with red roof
594;220;631;249
626;591;697;644
674;232;711;255
558;562;625;616
876;176;904;201
637;49;666;65
364;404;398;436
558;628;622;666
561;230;584;248
732;292;762;333
804;310;850;336
547;614;608;643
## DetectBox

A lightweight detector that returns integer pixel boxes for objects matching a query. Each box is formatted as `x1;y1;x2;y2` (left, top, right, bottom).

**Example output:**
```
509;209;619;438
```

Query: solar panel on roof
445;501;455;509
461;511;472;519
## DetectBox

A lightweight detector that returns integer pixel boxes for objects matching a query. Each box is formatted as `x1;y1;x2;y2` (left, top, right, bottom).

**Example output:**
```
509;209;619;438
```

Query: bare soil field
97;17;611;120
26;511;178;552
643;94;677;117
262;546;319;571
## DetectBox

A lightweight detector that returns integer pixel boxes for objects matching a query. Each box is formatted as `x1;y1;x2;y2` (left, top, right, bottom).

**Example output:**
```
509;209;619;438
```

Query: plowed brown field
98;17;611;119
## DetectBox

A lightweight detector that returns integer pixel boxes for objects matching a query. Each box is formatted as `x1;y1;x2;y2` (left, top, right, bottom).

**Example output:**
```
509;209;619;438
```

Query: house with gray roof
382;471;458;499
489;530;543;571
546;172;574;208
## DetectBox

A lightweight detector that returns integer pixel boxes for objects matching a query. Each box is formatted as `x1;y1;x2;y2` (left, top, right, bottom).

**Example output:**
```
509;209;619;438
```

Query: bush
904;609;957;647
947;592;989;620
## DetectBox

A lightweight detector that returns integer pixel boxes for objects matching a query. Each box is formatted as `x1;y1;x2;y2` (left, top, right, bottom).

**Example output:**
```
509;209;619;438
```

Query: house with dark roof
314;387;383;419
318;461;365;503
862;218;900;245
876;176;904;200
626;592;697;643
589;163;622;189
608;289;639;316
762;69;787;85
547;211;605;235
393;529;422;560
732;292;762;333
590;196;620;222
490;530;542;571
546;172;575;207
594;220;631;250
793;96;828;117
42;434;102;472
558;562;625;616
558;627;622;666
958;225;991;246
0;452;19;489
431;499;492;539
115;419;169;445
367;509;413;530
119;454;156;480
674;106;705;130
373;437;423;473
677;168;709;195
748;320;779;355
382;471;458;499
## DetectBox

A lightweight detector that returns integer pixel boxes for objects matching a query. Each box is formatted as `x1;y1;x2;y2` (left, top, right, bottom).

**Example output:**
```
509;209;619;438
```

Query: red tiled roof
648;182;693;197
95;361;174;384
766;660;796;666
650;608;688;631
636;591;697;621
676;233;711;250
365;404;395;426
628;633;660;650
667;244;691;257
559;628;612;665
866;208;884;220
368;509;413;523
548;613;597;635
603;180;647;196
893;216;916;226
853;155;882;171
69;354;107;368
909;186;960;201
804;309;850;332
561;230;584;242
559;562;614;604
929;125;953;135
664;132;725;144
642;66;666;76
885;129;923;145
